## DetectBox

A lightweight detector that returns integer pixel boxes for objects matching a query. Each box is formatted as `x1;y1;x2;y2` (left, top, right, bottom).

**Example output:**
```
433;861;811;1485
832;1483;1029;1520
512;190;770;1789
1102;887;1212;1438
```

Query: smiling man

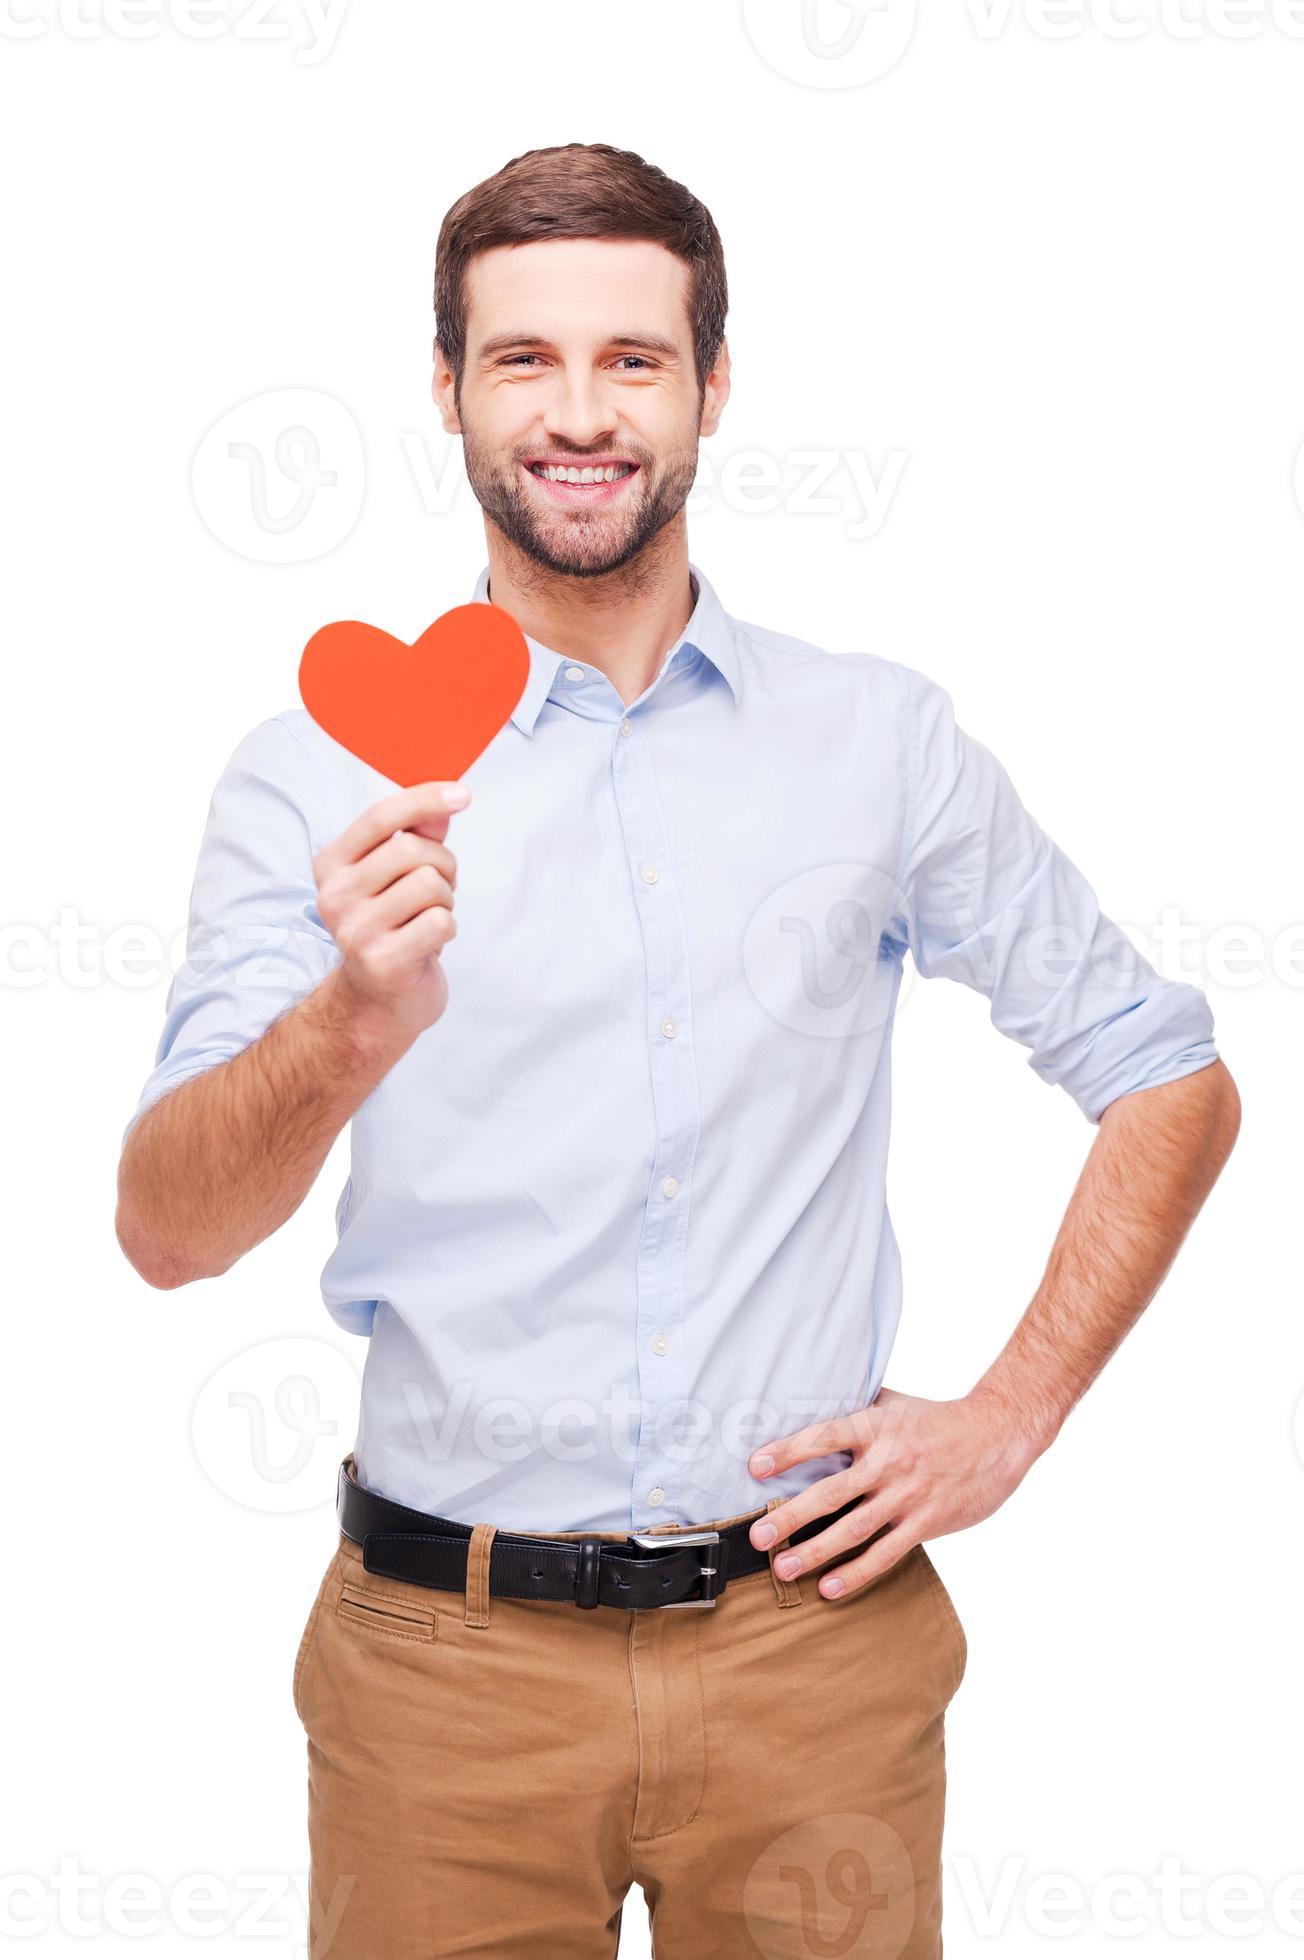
117;143;1240;1958
459;247;701;579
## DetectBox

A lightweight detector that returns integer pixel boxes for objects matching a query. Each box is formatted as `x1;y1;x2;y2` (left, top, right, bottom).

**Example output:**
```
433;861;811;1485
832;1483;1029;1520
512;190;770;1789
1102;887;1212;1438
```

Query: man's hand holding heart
313;780;470;1038
298;600;529;1039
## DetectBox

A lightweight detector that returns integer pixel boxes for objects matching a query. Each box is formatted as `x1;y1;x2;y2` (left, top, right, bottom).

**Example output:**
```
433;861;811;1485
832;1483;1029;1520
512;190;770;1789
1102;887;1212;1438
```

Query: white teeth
531;463;632;484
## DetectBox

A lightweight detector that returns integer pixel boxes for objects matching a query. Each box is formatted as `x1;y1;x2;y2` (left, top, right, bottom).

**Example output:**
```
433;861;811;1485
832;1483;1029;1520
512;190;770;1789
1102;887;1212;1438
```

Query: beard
461;426;700;580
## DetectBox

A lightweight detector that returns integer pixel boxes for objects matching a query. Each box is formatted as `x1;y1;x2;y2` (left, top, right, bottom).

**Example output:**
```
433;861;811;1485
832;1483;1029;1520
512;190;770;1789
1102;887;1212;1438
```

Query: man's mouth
521;458;640;505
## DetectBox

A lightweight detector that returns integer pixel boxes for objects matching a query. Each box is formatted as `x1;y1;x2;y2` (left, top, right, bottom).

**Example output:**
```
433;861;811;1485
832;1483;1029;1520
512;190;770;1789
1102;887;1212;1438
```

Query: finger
352;831;457;900
816;1524;917;1602
763;1496;894;1583
387;903;457;959
318;782;470;872
405;814;459;844
748;1466;866;1552
748;1408;876;1483
366;865;454;931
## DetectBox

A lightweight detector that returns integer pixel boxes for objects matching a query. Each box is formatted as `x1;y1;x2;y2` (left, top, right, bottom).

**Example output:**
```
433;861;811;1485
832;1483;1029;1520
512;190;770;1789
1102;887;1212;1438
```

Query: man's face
434;237;728;578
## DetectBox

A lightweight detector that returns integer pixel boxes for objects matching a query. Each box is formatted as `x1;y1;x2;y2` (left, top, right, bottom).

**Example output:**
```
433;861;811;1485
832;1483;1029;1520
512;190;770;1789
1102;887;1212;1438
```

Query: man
117;143;1240;1958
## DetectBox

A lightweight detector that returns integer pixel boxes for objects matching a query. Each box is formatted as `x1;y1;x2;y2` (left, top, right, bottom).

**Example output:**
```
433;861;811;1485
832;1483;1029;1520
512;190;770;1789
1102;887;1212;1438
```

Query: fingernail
775;1554;801;1580
445;786;470;808
752;1521;776;1549
821;1575;845;1597
752;1453;775;1476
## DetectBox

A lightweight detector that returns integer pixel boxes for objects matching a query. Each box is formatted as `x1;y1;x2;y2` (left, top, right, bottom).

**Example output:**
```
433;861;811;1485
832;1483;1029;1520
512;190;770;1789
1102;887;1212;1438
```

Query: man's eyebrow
476;331;683;360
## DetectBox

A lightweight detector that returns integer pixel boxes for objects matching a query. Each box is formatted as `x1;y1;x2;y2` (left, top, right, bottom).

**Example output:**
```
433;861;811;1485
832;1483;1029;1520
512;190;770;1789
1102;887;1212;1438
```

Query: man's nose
542;372;616;448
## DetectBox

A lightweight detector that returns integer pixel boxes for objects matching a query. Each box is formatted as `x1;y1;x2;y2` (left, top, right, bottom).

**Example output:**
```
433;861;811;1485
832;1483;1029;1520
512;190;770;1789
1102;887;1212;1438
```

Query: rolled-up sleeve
897;669;1219;1124
122;714;341;1141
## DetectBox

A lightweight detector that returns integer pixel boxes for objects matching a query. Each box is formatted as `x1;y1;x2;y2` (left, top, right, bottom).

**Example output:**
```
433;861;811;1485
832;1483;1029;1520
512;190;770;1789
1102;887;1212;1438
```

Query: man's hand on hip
745;1384;1043;1600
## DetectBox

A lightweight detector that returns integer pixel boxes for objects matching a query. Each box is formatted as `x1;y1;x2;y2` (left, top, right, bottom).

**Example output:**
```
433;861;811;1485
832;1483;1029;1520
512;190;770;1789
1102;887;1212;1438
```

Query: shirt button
640;864;659;884
619;718;634;738
662;1177;679;1198
564;665;584;682
651;1334;670;1356
660;1018;678;1039
648;1486;666;1506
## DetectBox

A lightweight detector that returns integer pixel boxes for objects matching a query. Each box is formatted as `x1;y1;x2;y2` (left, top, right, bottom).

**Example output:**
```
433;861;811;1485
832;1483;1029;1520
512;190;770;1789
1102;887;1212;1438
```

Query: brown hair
434;143;727;401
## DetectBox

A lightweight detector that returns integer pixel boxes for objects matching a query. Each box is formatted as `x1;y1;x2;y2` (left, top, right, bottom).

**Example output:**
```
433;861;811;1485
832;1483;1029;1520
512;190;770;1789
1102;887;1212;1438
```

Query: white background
2;1;1300;1953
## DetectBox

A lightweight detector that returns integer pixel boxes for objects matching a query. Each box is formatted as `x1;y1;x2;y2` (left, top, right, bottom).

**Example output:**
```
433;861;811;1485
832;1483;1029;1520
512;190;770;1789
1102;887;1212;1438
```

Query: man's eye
500;355;651;371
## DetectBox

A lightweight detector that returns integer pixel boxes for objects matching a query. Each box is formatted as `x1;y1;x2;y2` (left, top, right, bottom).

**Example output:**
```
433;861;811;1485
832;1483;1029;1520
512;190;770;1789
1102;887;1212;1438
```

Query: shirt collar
468;561;744;737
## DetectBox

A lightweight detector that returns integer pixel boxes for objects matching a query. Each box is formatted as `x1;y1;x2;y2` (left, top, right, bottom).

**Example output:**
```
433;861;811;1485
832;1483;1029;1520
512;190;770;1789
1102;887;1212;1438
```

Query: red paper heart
298;604;530;787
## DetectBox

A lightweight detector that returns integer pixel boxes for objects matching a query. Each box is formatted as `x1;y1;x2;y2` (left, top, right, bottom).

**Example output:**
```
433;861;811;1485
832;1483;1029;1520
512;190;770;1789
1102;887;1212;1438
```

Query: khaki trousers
293;1472;967;1958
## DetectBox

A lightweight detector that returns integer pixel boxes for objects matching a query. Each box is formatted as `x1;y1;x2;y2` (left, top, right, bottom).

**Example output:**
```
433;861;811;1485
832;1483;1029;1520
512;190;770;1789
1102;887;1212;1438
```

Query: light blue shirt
126;562;1220;1532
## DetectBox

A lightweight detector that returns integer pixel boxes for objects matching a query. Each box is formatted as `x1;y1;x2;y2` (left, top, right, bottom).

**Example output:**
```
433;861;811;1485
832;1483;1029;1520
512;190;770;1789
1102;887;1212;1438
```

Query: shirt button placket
610;708;699;1527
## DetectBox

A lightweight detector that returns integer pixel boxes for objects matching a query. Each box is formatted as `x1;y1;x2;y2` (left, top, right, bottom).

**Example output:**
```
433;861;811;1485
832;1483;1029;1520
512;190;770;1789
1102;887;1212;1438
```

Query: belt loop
765;1496;804;1609
464;1523;497;1628
576;1537;602;1609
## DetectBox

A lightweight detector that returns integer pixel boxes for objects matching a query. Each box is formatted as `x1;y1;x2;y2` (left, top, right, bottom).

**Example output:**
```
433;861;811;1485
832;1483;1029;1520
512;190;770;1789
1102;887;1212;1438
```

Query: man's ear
699;334;731;439
432;344;462;434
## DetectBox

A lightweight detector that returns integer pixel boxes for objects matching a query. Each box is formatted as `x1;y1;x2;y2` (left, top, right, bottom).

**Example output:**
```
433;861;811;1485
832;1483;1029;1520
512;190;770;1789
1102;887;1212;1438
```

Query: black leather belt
337;1458;871;1611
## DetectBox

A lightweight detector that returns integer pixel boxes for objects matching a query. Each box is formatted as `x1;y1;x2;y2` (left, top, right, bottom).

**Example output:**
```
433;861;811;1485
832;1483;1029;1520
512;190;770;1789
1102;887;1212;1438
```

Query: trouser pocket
336;1577;439;1643
915;1543;968;1695
292;1547;342;1725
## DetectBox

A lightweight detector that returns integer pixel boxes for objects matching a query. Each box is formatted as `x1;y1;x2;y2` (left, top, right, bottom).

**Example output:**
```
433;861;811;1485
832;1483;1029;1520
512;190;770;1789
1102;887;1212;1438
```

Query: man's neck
483;528;697;709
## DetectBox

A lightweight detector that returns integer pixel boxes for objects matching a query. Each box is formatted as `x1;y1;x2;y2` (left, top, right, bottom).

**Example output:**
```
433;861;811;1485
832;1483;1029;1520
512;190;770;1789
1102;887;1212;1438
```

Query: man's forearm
968;1058;1241;1465
116;967;416;1289
743;1058;1240;1599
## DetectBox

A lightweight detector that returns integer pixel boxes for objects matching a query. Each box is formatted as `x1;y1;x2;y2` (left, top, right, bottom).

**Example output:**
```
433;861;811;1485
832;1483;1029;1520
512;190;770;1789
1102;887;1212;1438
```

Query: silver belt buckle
629;1527;723;1608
